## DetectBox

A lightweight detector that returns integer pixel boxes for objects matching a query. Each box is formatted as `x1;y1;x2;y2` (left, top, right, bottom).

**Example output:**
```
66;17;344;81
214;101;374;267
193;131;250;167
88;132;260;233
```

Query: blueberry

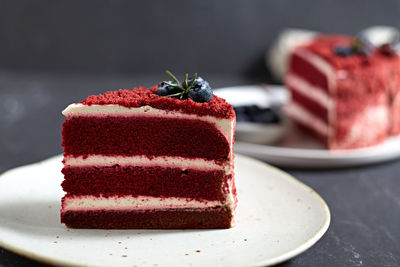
335;46;353;56
379;44;396;56
233;106;249;122
156;81;180;96
244;105;262;120
252;108;281;124
187;77;213;103
188;86;213;103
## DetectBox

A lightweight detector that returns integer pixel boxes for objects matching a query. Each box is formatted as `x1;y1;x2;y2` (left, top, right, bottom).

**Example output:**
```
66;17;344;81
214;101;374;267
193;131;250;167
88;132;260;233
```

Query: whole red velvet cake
61;73;237;229
285;35;400;149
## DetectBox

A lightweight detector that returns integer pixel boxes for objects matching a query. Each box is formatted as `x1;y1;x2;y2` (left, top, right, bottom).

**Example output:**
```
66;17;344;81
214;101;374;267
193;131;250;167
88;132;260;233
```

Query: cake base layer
61;206;234;229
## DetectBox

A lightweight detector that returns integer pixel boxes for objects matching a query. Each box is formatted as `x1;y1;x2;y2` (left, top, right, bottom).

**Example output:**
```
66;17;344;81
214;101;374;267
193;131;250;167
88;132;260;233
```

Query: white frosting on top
63;103;234;146
62;195;229;211
64;155;232;175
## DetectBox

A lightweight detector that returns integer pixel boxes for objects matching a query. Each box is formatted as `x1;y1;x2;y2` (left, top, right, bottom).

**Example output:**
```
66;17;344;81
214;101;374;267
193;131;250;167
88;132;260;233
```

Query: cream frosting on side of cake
286;73;333;109
63;196;224;210
64;155;232;174
286;102;389;143
287;48;336;142
334;105;389;148
63;172;236;212
285;102;330;136
62;103;234;145
63;192;234;211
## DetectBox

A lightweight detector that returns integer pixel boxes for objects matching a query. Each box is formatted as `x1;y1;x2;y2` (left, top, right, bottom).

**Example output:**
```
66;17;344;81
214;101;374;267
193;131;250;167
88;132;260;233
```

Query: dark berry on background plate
233;106;249;121
156;81;181;96
187;76;213;103
251;107;281;123
234;105;281;124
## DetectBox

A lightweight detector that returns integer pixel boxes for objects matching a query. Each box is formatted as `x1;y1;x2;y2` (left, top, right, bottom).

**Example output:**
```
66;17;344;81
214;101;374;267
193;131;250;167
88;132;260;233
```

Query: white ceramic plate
216;85;400;168
0;155;330;267
235;120;400;169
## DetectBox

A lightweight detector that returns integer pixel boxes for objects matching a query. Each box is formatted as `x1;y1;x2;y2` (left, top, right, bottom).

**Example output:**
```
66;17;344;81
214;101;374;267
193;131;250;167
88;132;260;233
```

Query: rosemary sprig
165;70;180;84
163;70;198;99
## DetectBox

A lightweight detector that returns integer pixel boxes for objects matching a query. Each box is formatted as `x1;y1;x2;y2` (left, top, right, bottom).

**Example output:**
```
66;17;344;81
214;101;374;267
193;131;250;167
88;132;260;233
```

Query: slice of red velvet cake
285;35;400;149
61;73;237;229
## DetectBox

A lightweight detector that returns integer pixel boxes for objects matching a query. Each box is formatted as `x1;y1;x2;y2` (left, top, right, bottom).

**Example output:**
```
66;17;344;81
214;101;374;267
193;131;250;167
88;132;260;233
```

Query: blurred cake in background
267;29;317;82
284;34;400;149
268;26;400;83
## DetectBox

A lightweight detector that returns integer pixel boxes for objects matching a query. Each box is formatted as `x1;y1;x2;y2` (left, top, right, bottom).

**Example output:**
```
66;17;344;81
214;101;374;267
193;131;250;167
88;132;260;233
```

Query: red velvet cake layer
80;87;235;119
289;52;329;91
62;166;230;201
61;207;234;229
62;116;230;160
289;87;329;123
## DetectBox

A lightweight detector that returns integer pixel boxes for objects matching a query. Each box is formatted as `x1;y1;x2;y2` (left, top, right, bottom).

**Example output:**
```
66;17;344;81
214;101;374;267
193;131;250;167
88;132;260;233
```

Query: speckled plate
0;154;330;266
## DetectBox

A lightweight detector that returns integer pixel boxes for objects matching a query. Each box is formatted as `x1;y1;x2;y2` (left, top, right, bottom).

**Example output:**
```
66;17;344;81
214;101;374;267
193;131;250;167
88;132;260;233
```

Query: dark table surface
0;71;399;267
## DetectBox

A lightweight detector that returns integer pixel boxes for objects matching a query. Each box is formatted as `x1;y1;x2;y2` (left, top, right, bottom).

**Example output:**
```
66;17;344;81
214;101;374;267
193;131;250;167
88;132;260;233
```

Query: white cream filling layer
64;155;232;174
63;195;229;211
290;48;336;139
285;102;330;137
286;73;333;109
63;104;234;145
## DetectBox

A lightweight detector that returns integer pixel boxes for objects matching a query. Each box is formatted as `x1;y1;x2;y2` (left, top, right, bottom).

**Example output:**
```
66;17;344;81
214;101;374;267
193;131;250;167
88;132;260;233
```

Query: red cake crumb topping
298;35;396;98
80;86;235;119
304;35;399;72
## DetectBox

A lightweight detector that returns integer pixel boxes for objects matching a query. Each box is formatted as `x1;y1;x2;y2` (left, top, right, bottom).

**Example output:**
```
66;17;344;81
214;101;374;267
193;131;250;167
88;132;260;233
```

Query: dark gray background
1;0;400;78
0;1;400;266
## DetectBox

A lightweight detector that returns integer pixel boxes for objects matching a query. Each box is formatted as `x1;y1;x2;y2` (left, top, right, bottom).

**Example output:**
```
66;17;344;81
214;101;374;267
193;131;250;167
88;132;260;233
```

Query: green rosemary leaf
184;73;189;89
165;70;180;84
160;70;200;100
165;92;184;98
189;73;198;90
163;81;185;91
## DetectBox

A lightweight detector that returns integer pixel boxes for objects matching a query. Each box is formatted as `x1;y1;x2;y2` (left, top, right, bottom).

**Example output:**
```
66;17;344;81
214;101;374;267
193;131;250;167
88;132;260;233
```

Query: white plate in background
0;155;330;266
216;85;400;168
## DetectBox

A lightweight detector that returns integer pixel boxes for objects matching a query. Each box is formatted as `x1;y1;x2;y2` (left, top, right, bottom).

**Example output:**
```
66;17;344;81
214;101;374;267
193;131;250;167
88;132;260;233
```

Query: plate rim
0;154;331;267
235;154;331;266
235;137;400;168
